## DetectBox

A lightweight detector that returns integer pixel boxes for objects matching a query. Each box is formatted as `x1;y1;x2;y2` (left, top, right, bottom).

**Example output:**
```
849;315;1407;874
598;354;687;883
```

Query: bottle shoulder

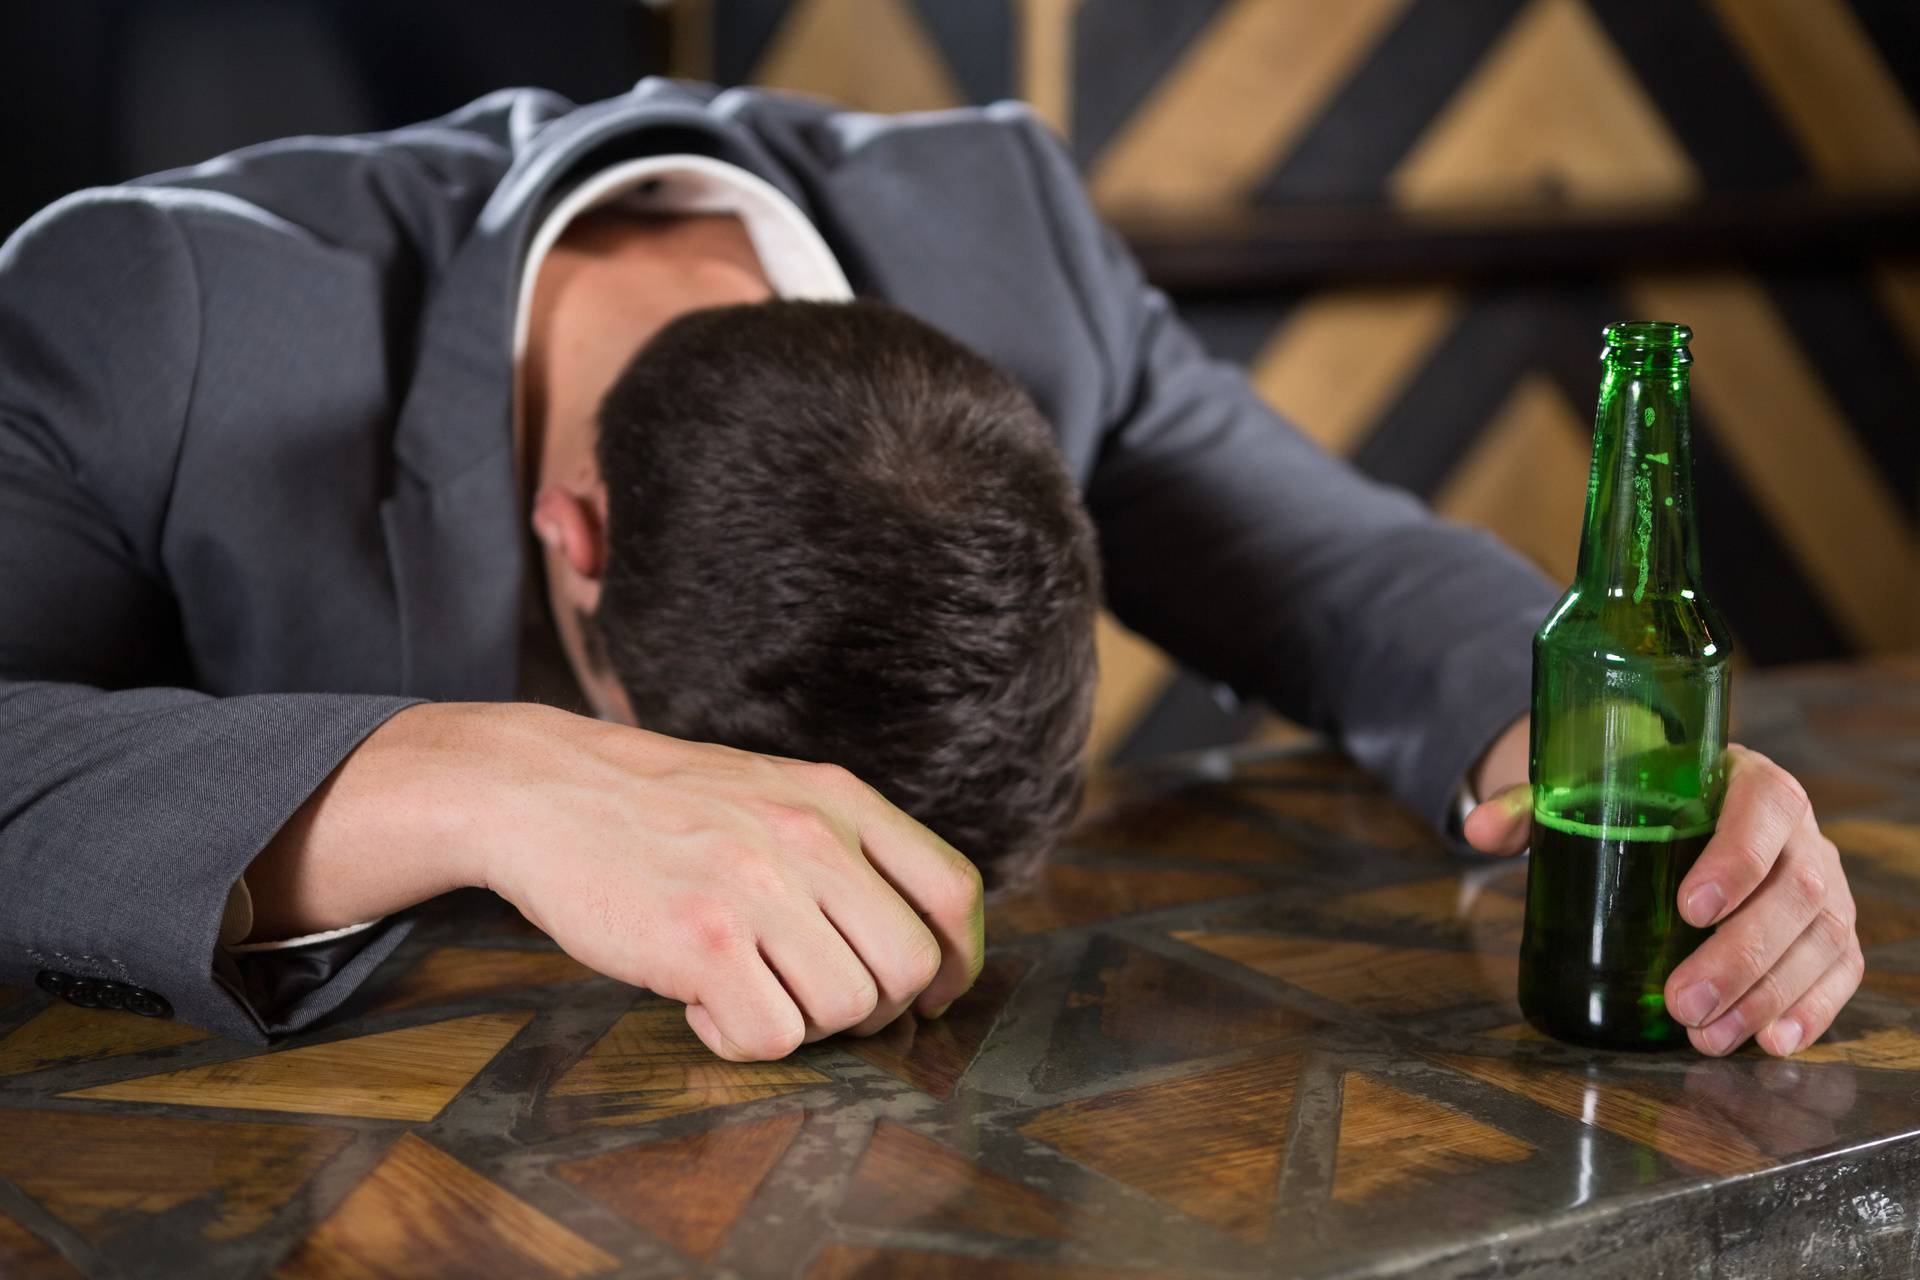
1534;584;1732;665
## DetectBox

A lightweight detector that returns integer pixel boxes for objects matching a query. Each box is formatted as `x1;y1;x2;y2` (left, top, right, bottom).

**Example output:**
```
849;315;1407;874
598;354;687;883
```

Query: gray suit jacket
0;80;1557;1041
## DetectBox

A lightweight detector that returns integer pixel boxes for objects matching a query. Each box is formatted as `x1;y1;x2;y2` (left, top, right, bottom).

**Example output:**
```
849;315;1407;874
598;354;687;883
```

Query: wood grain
1233;786;1442;854
1430;1052;1772;1177
1250;286;1459;457
990;865;1259;940
807;1243;1193;1280
1794;1026;1920;1071
546;1003;828;1127
1177;934;1519;1015
274;1134;614;1279
840;1122;1070;1240
1705;0;1920;191
1332;1074;1531;1203
1631;273;1919;652
0;1209;80;1279
1433;373;1590;585
1090;0;1416;214
1089;941;1318;1059
1069;792;1311;865
0;1001;208;1076
371;947;596;1013
1316;877;1526;950
0;1109;350;1244
553;1111;803;1261
751;0;964;115
1392;0;1698;209
842;952;1032;1098
1019;1052;1300;1242
1829;819;1920;882
63;1012;531;1121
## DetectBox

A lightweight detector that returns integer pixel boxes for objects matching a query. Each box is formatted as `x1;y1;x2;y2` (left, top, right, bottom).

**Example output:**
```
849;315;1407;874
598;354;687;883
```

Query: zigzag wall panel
696;0;1920;761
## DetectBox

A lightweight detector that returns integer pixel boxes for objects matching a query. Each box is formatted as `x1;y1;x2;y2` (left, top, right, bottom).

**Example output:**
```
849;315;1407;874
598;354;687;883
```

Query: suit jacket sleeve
0;194;420;1043
1008;117;1561;834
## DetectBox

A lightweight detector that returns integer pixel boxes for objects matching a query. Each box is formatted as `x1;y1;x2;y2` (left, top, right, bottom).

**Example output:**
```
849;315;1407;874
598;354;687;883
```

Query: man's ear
531;484;610;598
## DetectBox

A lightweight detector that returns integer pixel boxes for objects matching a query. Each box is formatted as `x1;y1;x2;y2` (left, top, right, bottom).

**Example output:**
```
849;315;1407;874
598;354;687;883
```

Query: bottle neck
1573;357;1704;601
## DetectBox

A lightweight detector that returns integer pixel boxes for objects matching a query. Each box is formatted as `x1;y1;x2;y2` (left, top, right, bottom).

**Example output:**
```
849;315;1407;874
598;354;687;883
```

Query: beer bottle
1519;321;1731;1049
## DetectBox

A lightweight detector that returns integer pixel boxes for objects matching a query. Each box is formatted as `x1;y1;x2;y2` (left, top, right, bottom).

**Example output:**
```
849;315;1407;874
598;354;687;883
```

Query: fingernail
1683;883;1726;927
1674;979;1719;1026
1702;1009;1746;1055
1769;1017;1803;1057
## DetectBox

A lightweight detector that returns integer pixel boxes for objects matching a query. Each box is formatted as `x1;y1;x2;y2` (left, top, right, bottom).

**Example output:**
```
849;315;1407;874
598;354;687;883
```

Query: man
0;80;1859;1062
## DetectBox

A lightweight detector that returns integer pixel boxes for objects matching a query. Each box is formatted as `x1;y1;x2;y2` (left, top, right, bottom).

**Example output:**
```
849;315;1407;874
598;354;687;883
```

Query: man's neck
519;210;774;499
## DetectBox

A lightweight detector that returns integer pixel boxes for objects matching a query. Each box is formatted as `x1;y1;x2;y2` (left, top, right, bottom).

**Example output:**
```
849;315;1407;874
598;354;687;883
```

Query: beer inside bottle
1520;321;1731;1049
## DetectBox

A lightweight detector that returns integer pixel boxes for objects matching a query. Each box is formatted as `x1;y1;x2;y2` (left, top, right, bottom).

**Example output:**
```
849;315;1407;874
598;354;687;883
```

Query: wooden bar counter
3;662;1919;1278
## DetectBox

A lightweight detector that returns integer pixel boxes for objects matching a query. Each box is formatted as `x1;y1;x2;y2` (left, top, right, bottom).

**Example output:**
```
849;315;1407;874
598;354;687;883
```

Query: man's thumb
1463;784;1531;856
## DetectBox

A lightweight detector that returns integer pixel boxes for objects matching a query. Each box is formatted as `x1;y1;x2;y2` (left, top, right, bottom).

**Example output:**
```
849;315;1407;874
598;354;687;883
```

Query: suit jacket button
125;989;172;1019
34;970;72;997
65;980;103;1009
96;982;129;1012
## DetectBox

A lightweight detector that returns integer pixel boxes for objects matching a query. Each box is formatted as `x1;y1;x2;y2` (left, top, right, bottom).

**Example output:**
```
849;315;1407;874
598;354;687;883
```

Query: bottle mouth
1602;321;1692;367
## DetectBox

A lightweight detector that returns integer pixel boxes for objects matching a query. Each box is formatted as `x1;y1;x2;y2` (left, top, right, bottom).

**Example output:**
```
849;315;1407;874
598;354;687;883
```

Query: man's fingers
832;772;985;1018
1463;784;1531;856
1761;946;1864;1058
685;956;807;1062
1667;830;1830;1036
1687;893;1849;1056
817;873;945;1037
1677;746;1809;928
759;911;882;1044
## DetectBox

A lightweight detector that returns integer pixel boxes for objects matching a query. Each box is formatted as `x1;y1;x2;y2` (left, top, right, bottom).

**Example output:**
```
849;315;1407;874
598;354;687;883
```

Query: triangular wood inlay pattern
274;1134;614;1279
62;1012;531;1121
842;951;1032;1098
546;1002;828;1127
1031;938;1318;1094
0;1109;350;1244
1332;1074;1532;1203
1177;933;1518;1016
371;946;597;1013
1429;1052;1771;1176
553;1110;803;1261
0;1002;208;1076
1019;1052;1301;1242
840;1122;1071;1241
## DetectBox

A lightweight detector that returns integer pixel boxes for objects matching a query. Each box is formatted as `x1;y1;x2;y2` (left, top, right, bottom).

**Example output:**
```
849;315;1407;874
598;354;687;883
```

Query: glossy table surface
4;662;1920;1279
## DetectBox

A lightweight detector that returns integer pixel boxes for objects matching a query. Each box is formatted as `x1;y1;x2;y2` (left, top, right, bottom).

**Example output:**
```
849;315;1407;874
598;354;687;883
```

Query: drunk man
0;82;1860;1061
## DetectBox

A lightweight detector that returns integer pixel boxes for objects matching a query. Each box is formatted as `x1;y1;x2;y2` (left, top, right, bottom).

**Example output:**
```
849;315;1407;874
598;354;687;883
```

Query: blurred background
5;0;1917;765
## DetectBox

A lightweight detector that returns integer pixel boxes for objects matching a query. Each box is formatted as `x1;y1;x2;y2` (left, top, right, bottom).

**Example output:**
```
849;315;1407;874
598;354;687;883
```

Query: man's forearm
242;701;510;941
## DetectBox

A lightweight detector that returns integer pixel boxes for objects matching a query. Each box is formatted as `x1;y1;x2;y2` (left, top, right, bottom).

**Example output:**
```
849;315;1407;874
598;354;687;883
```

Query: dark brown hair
594;299;1100;887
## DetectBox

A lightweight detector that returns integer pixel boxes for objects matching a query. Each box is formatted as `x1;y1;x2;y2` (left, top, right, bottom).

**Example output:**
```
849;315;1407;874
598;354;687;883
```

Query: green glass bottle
1519;321;1732;1049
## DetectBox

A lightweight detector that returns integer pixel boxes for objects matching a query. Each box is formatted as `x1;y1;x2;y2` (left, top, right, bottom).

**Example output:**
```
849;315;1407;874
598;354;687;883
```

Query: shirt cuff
218;876;381;953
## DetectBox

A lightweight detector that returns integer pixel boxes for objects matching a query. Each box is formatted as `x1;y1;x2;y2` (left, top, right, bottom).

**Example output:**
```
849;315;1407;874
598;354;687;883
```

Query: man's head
534;299;1101;887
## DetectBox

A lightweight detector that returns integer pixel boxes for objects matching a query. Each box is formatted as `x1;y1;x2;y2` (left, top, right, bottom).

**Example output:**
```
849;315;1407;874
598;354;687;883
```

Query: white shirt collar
510;153;853;376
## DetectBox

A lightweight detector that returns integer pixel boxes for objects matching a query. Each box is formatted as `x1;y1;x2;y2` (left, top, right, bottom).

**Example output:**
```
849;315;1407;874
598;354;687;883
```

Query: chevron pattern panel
684;0;1920;763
